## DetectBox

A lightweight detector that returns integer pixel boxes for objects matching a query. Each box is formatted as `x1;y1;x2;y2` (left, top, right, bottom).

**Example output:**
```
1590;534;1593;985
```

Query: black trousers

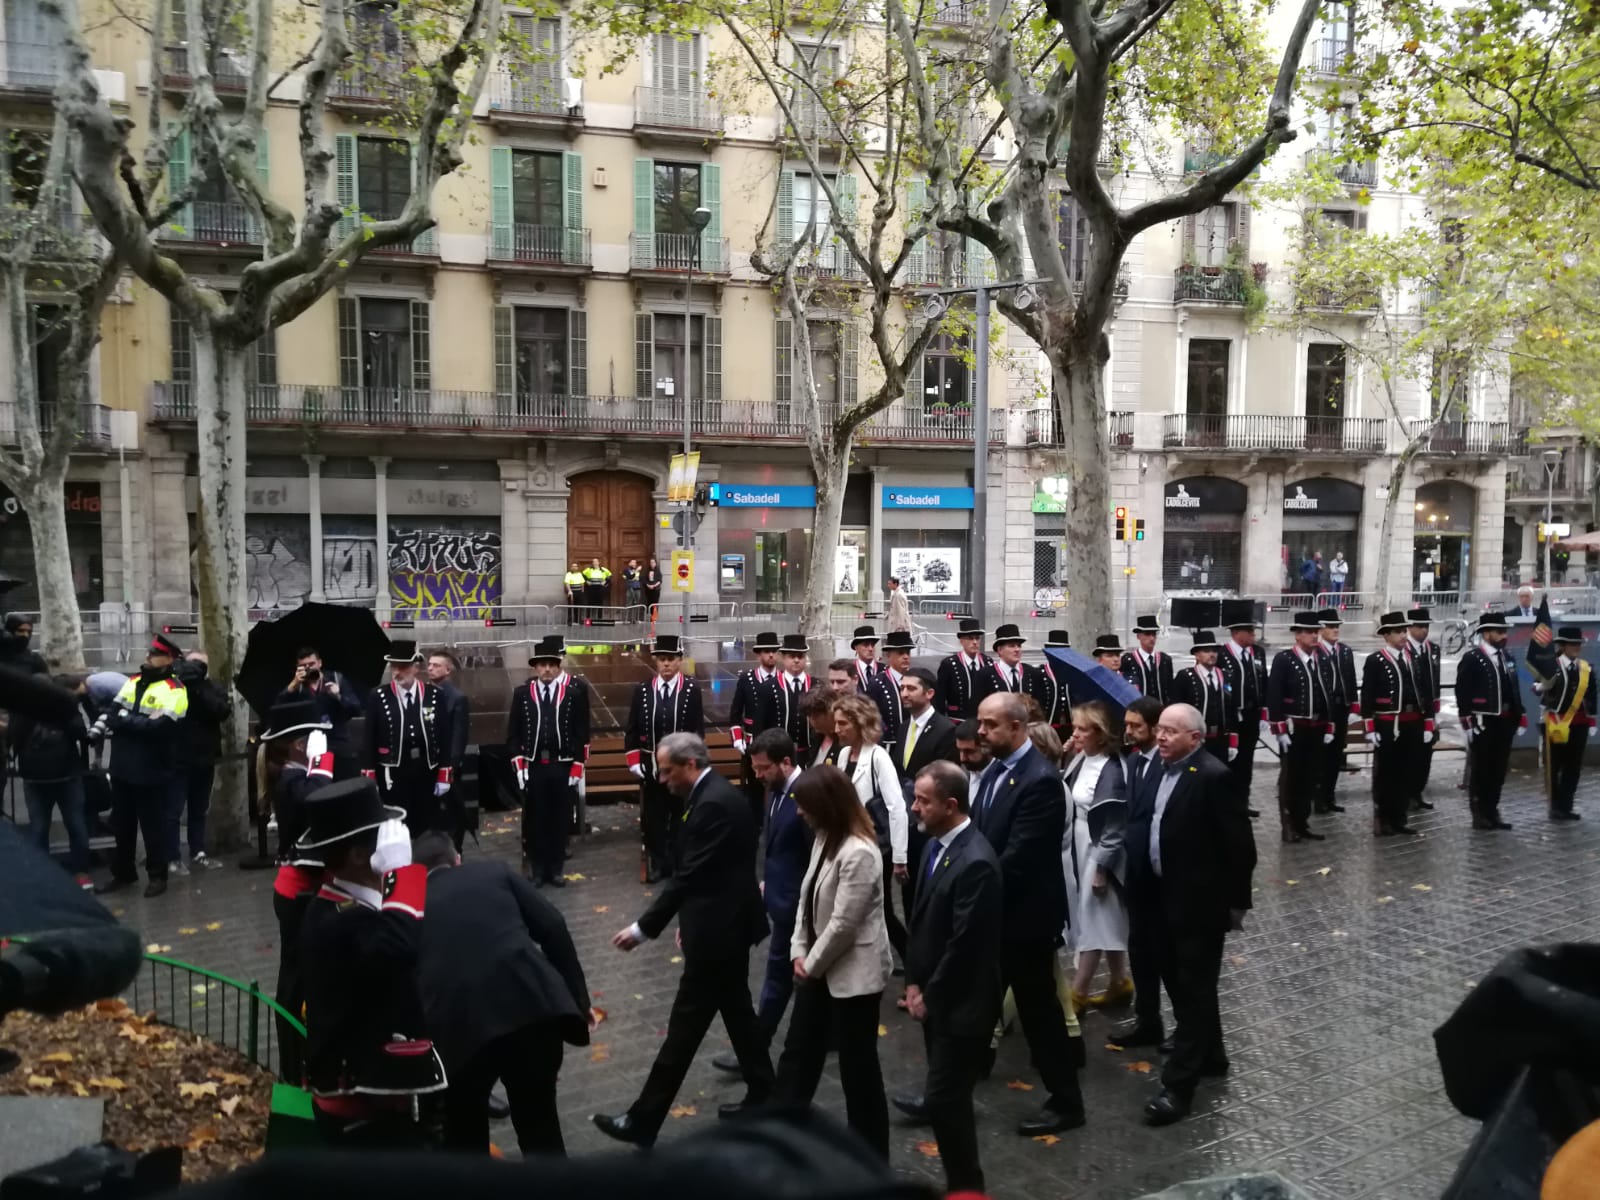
583;584;606;618
313;1103;437;1150
774;984;887;1160
999;939;1083;1116
380;764;439;836
1315;705;1350;810
1228;725;1259;800
1156;921;1227;1099
738;754;764;820
1469;715;1518;822
1408;730;1436;804
522;761;572;882
1125;884;1166;1037
900;824;928;922
110;779;171;882
922;1024;989;1193
1278;727;1325;833
273;890;313;1084
442;1023;566;1156
1372;723;1421;831
1549;724;1590;813
639;777;677;874
879;850;907;962
630;950;774;1136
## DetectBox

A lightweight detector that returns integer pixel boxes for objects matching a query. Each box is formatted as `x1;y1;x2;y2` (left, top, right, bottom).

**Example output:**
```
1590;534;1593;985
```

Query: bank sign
882;487;975;510
709;484;818;508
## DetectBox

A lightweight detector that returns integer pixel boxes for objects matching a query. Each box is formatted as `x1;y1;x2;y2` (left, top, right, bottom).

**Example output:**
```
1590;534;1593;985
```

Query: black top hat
260;696;332;742
149;633;183;659
991;623;1025;646
529;635;566;664
384;638;419;664
1220;599;1259;630
955;617;985;638
1376;611;1408;634
1555;626;1585;644
1476;611;1509;632
294;777;404;851
751;630;781;652
882;630;915;651
780;633;809;654
1317;607;1342;628
1044;629;1070;648
1406;607;1431;625
651;634;685;656
850;625;880;647
1288;611;1321;632
1132;615;1160;635
1190;630;1221;653
1093;634;1122;655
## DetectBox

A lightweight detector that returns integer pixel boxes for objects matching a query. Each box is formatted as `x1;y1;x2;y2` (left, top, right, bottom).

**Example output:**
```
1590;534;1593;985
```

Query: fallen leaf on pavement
1315;867;1332;876
145;944;172;954
1413;883;1433;892
186;1125;219;1151
669;956;683;964
1284;879;1298;886
205;922;223;931
633;994;643;1000
118;1024;151;1046
219;1096;242;1117
593;906;610;914
1376;896;1394;904
94;999;131;1018
1122;1061;1154;1074
915;1141;941;1158
877;1024;888;1037
1229;955;1247;965
1104;1043;1125;1053
70;1082;89;1097
1006;1080;1035;1091
40;1051;74;1064
669;1104;697;1118
590;1045;610;1063
208;1071;250;1086
1332;930;1348;938
591;1007;608;1025
179;1081;220;1099
27;1075;53;1089
87;1077;127;1090
178;928;199;936
1032;1134;1060;1146
563;873;586;882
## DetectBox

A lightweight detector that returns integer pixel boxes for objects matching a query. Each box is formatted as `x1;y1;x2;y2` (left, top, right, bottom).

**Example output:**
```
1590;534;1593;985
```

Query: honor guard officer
935;618;993;721
1122;616;1173;705
624;634;705;881
1361;613;1425;837
870;630;914;754
1035;630;1071;735
363;639;452;836
509;635;592;887
1219;606;1268;813
1174;631;1234;763
1315;608;1358;815
1267;611;1338;843
296;777;445;1148
1091;635;1123;671
1405;608;1443;810
758;634;815;759
1456;611;1525;831
1539;626;1594;821
728;631;782;811
850;625;883;691
985;624;1034;699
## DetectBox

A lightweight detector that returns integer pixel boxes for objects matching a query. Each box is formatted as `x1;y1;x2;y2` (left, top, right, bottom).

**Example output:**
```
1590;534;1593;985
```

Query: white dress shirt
1149;749;1200;877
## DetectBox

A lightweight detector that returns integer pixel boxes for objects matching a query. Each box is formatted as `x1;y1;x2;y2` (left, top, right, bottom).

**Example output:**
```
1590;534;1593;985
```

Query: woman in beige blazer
774;764;893;1159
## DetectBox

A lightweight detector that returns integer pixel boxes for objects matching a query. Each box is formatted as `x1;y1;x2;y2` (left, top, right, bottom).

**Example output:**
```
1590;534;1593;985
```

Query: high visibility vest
583;567;612;584
564;572;585;590
116;674;189;720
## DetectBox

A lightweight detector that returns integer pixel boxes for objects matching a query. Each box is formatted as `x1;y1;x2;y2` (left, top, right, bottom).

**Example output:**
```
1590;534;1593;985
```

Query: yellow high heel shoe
1086;977;1135;1008
1070;988;1090;1014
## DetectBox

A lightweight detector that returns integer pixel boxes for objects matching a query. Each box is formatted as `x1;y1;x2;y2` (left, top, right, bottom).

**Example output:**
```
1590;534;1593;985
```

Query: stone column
149;452;192;615
1243;466;1285;598
372;456;391;621
868;465;885;610
498;457;529;609
305;454;325;603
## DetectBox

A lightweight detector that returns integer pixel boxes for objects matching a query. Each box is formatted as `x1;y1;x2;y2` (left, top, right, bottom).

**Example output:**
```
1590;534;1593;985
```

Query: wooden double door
567;471;656;605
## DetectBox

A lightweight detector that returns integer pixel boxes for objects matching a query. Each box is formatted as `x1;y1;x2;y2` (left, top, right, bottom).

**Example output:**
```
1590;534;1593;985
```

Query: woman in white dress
1062;700;1131;1011
831;694;909;968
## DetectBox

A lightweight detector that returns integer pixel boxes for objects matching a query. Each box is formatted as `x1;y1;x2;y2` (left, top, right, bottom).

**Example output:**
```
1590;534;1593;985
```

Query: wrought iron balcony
1405;419;1527;457
1162;413;1389;454
159;200;261;247
486;223;591;269
930;0;980;24
1299;274;1380;312
163;44;250;92
629;232;731;274
489;73;581;125
1025;407;1135;449
329;61;420;110
634;86;722;135
1305;148;1377;186
0;205;100;262
1174;266;1246;305
1311;36;1353;76
0;401;113;450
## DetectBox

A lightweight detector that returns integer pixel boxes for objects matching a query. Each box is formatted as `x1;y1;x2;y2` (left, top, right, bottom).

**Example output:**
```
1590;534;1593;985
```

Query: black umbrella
235;602;391;717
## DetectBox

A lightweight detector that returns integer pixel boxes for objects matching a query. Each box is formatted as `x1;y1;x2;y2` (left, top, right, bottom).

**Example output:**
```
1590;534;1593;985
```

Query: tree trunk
1375;442;1422;609
1053;344;1114;645
801;442;849;648
15;466;87;670
190;329;252;848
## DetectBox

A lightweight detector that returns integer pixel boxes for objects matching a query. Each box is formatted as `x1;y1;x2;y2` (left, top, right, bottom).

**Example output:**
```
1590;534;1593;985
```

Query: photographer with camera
279;646;362;778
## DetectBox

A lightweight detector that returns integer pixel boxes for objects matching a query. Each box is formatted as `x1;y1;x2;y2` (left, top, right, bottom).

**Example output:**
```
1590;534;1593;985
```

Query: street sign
671;550;695;592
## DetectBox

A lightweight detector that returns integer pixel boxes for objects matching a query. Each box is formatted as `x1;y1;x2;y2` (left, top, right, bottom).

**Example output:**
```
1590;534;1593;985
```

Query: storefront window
1412;480;1475;604
0;482;104;613
1033;515;1066;608
1281;476;1361;600
1163;476;1246;593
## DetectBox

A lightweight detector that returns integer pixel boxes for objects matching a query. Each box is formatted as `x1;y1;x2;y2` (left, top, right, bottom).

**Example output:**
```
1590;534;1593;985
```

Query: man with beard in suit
596;734;774;1145
1121;703;1255;1126
895;668;958;919
1122;615;1173;705
624;635;705;882
413;832;593;1155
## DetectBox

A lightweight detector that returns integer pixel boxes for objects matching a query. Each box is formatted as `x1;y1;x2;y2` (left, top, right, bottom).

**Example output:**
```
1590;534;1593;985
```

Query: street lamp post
1543;448;1561;589
682;206;713;635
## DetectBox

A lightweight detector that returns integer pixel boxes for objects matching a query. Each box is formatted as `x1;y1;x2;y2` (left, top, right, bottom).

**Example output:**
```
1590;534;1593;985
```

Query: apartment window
653;161;703;234
4;0;61;86
791;42;839;129
0;130;48;208
514;307;568;397
359;299;411;391
494;304;585;407
1192;203;1239;268
352;1;404;58
922;330;972;409
793;172;834;243
1059;195;1089;283
654;33;700;93
1320;2;1353;49
655;314;708;402
1185;338;1230;417
168;296;278;402
636;311;721;407
357;137;410;221
31;304;66;412
1305;344;1347;417
1430;352;1470;421
512;150;564;229
513;15;561;77
773;317;854;417
337;297;431;416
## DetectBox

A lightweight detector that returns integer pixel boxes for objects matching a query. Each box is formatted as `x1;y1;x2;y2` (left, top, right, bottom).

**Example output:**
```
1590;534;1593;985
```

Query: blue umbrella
1045;645;1140;711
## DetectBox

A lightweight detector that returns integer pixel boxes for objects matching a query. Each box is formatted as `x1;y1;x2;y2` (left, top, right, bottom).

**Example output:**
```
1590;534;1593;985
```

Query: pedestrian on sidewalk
171;650;231;874
13;673;96;890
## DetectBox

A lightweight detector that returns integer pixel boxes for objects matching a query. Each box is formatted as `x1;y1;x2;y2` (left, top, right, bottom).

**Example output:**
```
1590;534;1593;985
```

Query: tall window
1192;203;1238;267
652;161;703;269
1320;1;1353;49
808;320;842;407
653;313;709;403
1431;352;1470;421
1305;344;1347;417
792;172;834;243
514;307;569;398
512;150;563;229
352;1;404;58
360;298;413;392
1316;104;1353;154
1059;195;1089;283
791;42;839;130
923;330;971;409
1185;339;1230;417
654;33;700;93
31;304;66;415
357;137;410;221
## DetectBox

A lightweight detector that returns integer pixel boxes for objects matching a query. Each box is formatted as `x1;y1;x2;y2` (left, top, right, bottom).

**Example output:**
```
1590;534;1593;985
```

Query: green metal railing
129;953;305;1074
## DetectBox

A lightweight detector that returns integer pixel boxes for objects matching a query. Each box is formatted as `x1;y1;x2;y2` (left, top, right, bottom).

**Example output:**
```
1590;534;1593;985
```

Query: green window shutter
409;299;431;394
569;308;588;397
490;146;513;256
633;158;654;267
255;327;278;392
337;297;361;403
703;315;722;403
966;333;977;406
493;304;514;401
906;319;925;407
834;173;857;231
1181;210;1197;260
906;179;927;281
335;133;357;239
776;168;794;251
256;132;270;188
167;125;192;236
774;317;791;414
634;312;653;399
840;321;858;408
563;151;584;262
700;161;721;270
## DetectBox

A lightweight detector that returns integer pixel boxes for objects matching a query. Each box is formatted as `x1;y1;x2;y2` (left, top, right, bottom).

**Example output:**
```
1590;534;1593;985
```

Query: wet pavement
78;746;1600;1200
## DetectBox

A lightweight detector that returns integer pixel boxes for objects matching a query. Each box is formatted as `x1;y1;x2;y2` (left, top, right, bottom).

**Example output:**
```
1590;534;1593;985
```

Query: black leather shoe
712;1052;745;1076
1413;798;1435;810
1016;1105;1086;1137
892;1093;931;1123
1158;1035;1177;1055
592;1112;654;1147
1326;803;1346;813
1144;1089;1192;1126
547;876;568;888
1108;1021;1164;1048
1199;1058;1230;1077
1493;820;1513;830
1393;825;1420;836
1298;828;1327;841
718;1096;766;1120
1247;808;1261;818
95;877;135;895
143;879;168;898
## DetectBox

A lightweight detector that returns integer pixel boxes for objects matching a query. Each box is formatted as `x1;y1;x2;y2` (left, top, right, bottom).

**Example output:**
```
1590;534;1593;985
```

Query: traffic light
1114;506;1127;540
1134;518;1146;541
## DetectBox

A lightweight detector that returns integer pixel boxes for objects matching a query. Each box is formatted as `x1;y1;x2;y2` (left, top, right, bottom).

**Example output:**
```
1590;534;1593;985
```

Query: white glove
1347;710;1363;724
1367;731;1381;746
1322;731;1335;745
434;781;451;797
629;763;645;779
1227;746;1238;762
305;730;328;761
568;769;583;789
371;818;412;873
1531;681;1544;695
513;756;529;790
1465;725;1478;743
730;731;746;755
1278;734;1293;753
1422;729;1435;746
1259;719;1272;740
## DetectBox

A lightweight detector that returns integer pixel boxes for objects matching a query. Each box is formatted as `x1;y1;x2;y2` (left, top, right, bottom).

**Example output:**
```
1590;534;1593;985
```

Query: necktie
975;764;1000;820
902;717;920;769
925;840;942;879
402;689;413;712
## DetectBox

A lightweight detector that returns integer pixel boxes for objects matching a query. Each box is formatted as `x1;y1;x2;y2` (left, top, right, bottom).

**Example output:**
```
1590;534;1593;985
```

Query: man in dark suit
756;634;814;760
728;631;780;812
895;667;958;918
969;692;1085;1136
507;636;592;886
867;629;913;754
1405;608;1443;812
715;729;808;1075
902;759;1003;1195
623;635;706;881
596;733;773;1146
1120;702;1255;1126
426;651;472;846
1172;630;1233;763
1315;609;1358;814
413;832;593;1155
277;644;364;776
1112;696;1166;1049
362;639;452;837
1219;612;1267;812
1031;630;1071;734
1456;611;1524;831
1266;612;1337;843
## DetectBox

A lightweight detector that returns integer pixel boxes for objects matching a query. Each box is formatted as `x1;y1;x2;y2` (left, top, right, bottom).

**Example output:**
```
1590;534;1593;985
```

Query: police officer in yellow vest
563;563;585;623
582;558;613;620
97;634;189;898
1537;626;1594;821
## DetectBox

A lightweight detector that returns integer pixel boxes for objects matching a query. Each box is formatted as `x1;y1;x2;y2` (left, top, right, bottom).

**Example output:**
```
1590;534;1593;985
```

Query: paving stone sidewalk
94;756;1600;1200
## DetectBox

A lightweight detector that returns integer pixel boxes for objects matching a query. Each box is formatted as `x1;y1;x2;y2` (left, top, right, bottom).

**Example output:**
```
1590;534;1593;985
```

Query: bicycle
1439;617;1470;656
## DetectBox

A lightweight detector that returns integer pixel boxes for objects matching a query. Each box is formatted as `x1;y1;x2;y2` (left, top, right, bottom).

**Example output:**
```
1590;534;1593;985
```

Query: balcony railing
0;401;113;450
160;200;260;246
1506;472;1584;501
163;44;250;91
149;383;1005;445
1174;266;1246;305
1305;148;1377;186
789;98;838;143
337;216;437;258
0;205;100;261
1183;139;1226;174
0;39;59;91
491;73;574;118
1405;419;1526;457
930;0;981;24
487;223;591;267
634;86;722;133
1299;277;1380;312
1025;407;1134;449
330;62;419;107
1312;36;1352;75
905;253;979;288
630;232;731;274
1162;413;1388;454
